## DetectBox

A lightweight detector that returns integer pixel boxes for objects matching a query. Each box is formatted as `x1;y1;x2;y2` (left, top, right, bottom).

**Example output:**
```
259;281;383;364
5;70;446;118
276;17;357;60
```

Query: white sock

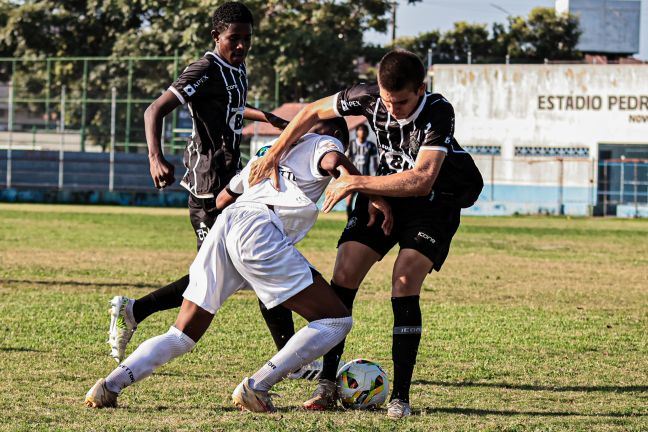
105;326;195;394
250;316;352;392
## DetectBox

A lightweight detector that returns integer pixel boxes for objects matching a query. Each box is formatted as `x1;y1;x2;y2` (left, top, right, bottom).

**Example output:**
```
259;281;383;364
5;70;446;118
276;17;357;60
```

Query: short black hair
356;124;369;134
213;2;254;33
311;118;350;150
378;49;425;92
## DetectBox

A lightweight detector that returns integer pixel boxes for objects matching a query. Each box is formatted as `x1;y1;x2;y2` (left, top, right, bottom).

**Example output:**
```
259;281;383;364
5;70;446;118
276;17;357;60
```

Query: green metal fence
0;54;277;157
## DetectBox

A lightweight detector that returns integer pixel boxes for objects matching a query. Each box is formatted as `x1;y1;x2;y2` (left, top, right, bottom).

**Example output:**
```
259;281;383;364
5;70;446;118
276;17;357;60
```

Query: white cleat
108;296;137;363
84;378;118;408
387;399;412;419
287;359;324;380
232;377;277;413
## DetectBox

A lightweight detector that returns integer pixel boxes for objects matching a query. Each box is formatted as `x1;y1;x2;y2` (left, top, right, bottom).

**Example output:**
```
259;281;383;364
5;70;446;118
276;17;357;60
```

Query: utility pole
390;2;398;44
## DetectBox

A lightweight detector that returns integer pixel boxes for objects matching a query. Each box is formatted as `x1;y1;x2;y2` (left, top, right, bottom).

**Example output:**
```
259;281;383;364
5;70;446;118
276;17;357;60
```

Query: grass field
1;203;647;431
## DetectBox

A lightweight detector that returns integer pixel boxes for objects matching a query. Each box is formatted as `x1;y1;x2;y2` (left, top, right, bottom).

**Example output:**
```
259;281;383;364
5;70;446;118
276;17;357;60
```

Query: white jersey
228;133;344;243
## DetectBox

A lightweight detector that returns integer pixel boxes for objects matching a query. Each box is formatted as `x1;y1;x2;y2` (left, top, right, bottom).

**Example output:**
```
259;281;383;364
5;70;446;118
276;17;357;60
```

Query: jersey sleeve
312;136;345;179
168;58;212;105
333;83;376;117
227;169;247;196
420;99;455;154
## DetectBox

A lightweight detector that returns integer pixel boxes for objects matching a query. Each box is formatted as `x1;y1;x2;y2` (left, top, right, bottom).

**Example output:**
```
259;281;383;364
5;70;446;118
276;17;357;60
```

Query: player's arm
322;150;444;212
243;104;289;130
248;95;338;188
144;91;182;189
215;187;240;211
319;151;393;235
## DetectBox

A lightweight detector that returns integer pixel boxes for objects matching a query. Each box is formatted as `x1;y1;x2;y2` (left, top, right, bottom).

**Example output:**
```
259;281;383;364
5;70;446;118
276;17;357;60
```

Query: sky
364;0;648;60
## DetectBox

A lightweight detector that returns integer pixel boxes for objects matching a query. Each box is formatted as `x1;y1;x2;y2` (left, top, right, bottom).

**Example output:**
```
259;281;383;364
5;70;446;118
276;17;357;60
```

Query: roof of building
242;102;367;137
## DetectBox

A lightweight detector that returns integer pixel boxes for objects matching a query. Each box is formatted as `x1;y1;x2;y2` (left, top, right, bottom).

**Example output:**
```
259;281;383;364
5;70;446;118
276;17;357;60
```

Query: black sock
132;274;190;324
320;282;358;381
258;299;295;350
390;295;422;403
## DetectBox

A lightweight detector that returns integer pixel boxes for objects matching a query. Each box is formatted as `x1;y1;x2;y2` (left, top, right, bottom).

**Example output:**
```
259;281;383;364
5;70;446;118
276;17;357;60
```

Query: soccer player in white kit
84;118;392;413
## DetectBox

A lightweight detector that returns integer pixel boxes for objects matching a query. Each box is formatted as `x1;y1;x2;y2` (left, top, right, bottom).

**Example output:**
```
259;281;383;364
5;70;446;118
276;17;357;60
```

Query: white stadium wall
434;64;648;216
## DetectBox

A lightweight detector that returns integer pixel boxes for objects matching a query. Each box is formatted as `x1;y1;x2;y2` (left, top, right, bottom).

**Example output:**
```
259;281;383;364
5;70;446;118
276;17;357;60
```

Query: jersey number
381;152;414;174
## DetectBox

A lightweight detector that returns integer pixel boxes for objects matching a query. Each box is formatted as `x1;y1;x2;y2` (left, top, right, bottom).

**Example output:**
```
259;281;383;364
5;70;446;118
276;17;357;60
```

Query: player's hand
149;154;175;189
367;196;393;236
322;166;354;213
249;153;281;189
266;113;289;130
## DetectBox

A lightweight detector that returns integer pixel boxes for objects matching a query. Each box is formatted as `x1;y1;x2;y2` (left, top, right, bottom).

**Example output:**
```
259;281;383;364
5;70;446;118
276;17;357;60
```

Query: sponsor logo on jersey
340;99;360;112
279;167;296;181
183;75;210;97
196;222;210;241
226;84;238;90
416;231;436;244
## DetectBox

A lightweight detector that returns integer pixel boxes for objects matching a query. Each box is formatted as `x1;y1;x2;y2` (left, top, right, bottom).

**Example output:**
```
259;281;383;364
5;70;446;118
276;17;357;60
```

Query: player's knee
391;277;421;297
332;269;361;290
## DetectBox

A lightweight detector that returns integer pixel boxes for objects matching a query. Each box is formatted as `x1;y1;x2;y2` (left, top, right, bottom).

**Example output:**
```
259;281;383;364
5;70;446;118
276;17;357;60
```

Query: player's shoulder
416;93;454;125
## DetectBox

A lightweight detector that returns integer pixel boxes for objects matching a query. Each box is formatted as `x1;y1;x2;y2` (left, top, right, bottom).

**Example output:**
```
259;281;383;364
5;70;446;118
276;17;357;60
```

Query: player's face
356;127;367;141
212;23;253;66
378;84;425;120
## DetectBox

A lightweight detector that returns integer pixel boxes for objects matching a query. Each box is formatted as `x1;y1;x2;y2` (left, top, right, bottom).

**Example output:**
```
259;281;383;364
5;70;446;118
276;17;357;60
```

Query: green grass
1;203;647;431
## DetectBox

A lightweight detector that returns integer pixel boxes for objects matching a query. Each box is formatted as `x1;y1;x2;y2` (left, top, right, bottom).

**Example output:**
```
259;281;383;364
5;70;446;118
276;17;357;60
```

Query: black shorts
338;194;461;272
188;194;221;251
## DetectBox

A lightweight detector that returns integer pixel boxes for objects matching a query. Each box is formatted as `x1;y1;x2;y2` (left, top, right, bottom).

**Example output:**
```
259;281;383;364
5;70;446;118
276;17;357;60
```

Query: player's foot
387;399;412;419
232;377;277;413
108;296;137;363
287;359;324;380
302;378;338;410
84;378;118;408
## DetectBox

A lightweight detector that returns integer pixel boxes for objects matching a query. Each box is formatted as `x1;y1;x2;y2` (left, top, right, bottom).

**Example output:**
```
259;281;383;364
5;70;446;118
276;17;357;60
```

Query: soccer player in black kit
250;49;484;418
107;2;302;374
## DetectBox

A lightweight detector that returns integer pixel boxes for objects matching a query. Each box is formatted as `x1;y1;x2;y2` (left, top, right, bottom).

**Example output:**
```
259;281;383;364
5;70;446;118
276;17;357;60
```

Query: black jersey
334;83;483;208
169;51;248;198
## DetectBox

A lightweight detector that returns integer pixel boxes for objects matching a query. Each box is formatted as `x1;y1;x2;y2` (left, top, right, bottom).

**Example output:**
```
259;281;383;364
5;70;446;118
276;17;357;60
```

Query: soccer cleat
84;378;118;408
108;296;137;363
387;399;412;419
302;378;338;410
287;359;324;380
232;377;277;413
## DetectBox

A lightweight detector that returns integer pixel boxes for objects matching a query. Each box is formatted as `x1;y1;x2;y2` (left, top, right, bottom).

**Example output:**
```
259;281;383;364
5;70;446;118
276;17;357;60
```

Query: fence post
109;87;116;192
490;155;495;201
558;158;564;215
6;80;13;189
125;58;133;152
58;85;66;190
619;156;625;205
45;58;51;130
80;58;88;152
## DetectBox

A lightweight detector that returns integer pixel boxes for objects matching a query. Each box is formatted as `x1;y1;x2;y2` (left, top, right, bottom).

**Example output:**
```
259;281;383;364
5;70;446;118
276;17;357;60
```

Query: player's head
310;118;350;150
211;2;254;67
377;49;426;120
355;124;369;142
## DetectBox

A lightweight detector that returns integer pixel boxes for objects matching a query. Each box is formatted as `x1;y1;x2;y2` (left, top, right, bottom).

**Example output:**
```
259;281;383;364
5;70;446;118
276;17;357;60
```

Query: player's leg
386;202;461;418
107;195;216;362
85;299;212;408
385;248;432;418
304;194;395;410
234;275;353;412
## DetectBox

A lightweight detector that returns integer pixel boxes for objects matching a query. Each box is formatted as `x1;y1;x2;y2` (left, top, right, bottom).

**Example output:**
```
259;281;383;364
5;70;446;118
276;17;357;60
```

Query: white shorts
183;202;315;313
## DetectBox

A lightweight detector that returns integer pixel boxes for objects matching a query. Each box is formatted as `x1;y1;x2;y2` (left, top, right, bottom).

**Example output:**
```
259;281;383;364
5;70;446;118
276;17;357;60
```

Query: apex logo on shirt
340;99;360;112
183;75;210;96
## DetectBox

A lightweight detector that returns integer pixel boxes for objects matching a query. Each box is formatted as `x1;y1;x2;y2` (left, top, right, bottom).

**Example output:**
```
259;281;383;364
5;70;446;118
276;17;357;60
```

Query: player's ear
211;29;220;42
416;83;425;96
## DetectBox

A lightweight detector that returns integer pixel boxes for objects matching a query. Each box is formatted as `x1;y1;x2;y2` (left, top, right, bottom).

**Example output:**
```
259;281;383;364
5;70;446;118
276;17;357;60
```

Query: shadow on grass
414;380;648;393
2;279;159;289
0;346;44;353
424;407;645;418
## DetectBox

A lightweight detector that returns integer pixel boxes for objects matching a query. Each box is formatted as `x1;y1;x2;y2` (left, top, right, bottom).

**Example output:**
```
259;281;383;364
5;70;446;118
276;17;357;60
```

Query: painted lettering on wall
538;95;648;111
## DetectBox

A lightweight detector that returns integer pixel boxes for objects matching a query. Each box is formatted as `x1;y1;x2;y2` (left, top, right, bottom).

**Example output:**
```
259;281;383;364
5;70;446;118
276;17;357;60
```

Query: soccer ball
336;359;389;409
